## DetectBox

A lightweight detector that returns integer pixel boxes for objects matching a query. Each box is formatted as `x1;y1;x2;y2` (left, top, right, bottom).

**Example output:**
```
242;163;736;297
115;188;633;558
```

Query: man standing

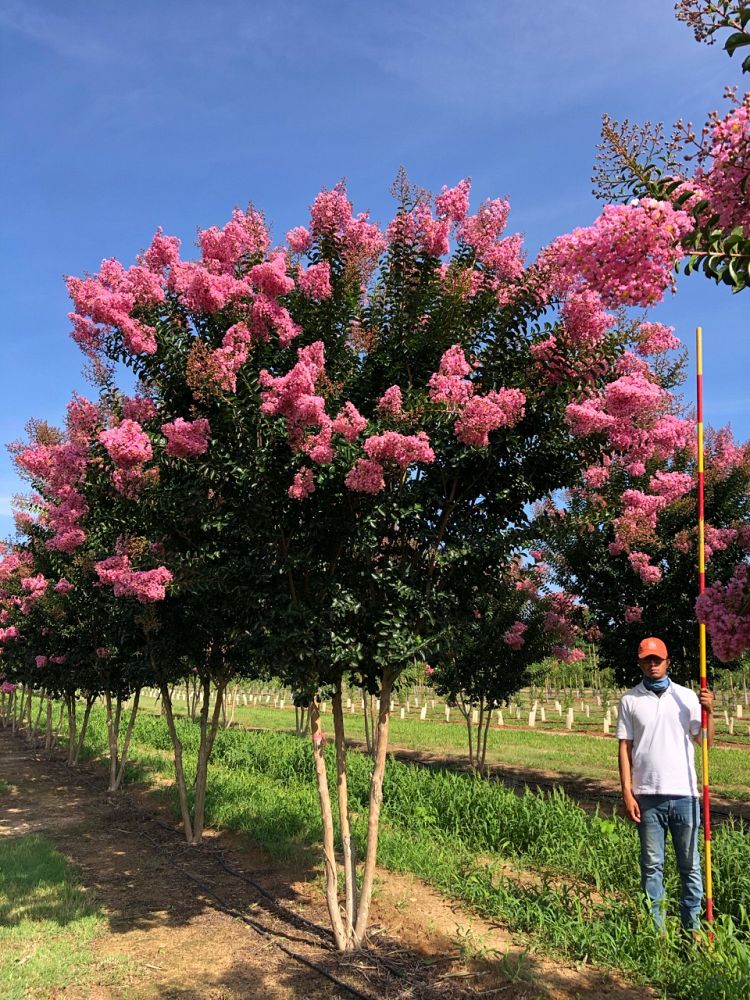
616;636;714;931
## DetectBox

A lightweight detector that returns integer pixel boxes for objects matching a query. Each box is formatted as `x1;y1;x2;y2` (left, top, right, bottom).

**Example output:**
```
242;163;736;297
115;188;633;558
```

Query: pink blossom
96;647;110;658
310;185;353;237
122;395;158;424
250;293;302;347
704;525;738;560
169;260;250;313
141;227;181;272
204;322;254;393
100;420;153;468
648;470;693;502
288;467;315;501
583;465;610;488
198;208;270;274
286;226;312;254
20;574;48;599
363;431;435;469
561;288;614;347
628;551;662;584
49;655;67;665
331;402;367;442
377;385;405;418
161;417;211;458
503;620;527;650
696;562;750;662
0;627;19;642
428;345;475;407
461;198;510;258
66;394;101;444
696;97;750;233
345;458;386;494
54;579;74;594
95;555;173;603
435;179;471;223
35;655;48;669
543;199;692;307
565;400;614;436
636;322;681;356
298;261;332;301
624;605;643;623
249;252;295;298
453;389;526;447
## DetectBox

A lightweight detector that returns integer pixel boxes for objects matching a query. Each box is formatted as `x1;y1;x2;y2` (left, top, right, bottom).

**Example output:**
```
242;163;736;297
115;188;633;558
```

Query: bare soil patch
1;728;650;999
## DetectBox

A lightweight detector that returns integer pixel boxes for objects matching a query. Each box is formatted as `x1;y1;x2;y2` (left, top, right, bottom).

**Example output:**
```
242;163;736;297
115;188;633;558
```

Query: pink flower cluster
428;345;475;407
198;208;270;274
95;555;173;603
435;179;471;223
648;470;693;502
100;420;153;468
560;288;614;347
46;485;88;554
205;323;254;393
503;620;527;650
161;417;211;458
628;550;662;585
544;199;692;307
429;345;525;447
66;394;101;444
454;390;526;447
566;372;692;469
696;97;750;233
67;258;165;356
377;385;405;419
308;186;385;277
624;605;643;623
636;322;681;356
288;467;315;501
298;261;332;301
344;458;385;494
363;431;435;468
122;394;158;424
696;562;750;662
0;626;19;642
286;226;312;254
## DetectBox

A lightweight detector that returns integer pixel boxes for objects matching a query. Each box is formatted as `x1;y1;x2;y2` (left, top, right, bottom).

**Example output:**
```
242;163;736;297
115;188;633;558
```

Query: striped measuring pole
696;325;714;926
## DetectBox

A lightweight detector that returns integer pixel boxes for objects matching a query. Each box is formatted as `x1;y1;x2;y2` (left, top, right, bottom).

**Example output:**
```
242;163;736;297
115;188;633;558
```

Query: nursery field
136;689;750;811
3;697;749;999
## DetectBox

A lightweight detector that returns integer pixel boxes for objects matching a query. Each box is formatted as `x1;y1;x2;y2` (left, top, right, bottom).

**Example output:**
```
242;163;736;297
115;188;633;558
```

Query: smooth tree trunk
105;690;123;790
44;695;54;753
309;699;349;951
65;694;77;765
73;694;95;765
353;672;393;944
332;687;357;932
192;673;228;844
160;680;195;843
113;688;141;789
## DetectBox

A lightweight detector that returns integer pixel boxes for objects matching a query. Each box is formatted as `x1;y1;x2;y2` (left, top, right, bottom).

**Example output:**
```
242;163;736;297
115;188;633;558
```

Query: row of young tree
1;7;749;950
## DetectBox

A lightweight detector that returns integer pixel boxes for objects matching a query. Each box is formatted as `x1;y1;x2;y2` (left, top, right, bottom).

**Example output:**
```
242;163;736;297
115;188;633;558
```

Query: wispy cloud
0;0;111;62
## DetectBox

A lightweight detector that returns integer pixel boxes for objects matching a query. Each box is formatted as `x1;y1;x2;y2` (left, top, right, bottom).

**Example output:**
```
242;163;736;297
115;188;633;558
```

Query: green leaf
724;31;750;57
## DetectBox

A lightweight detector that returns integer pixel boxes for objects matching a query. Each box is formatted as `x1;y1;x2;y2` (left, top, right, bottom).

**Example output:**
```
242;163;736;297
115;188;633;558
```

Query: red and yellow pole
696;325;714;925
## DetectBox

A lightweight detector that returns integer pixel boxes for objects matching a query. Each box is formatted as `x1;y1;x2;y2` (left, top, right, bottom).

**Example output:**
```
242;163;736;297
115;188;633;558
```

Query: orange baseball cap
638;637;668;660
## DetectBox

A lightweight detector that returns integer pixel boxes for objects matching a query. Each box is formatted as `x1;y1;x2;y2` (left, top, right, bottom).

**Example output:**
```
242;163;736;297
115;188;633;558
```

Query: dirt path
0;728;652;1000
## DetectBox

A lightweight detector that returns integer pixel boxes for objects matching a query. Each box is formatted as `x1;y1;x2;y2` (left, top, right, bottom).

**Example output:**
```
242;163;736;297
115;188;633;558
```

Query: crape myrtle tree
62;174;692;949
536;407;750;683
595;0;750;291
432;555;584;774
593;0;750;666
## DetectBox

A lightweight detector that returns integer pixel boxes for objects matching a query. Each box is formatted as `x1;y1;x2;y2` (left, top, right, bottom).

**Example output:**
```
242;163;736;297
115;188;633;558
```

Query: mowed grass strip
0;834;116;1000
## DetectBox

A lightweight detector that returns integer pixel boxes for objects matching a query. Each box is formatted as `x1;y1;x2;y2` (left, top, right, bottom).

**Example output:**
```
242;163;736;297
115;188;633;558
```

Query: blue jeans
636;795;703;930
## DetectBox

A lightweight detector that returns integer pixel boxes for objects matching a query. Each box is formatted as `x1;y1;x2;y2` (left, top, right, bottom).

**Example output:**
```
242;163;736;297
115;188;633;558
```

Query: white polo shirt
616;680;701;797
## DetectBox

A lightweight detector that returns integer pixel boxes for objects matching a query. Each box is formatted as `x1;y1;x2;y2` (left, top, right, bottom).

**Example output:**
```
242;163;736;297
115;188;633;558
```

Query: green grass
138;695;750;804
0;834;119;999
53;703;750;999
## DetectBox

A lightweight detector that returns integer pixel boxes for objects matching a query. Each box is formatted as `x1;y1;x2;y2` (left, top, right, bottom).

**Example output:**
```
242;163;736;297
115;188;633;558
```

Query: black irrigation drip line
135;822;380;1000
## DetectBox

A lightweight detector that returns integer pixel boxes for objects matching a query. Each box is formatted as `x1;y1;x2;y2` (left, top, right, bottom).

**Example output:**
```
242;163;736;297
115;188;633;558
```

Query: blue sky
1;0;748;535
